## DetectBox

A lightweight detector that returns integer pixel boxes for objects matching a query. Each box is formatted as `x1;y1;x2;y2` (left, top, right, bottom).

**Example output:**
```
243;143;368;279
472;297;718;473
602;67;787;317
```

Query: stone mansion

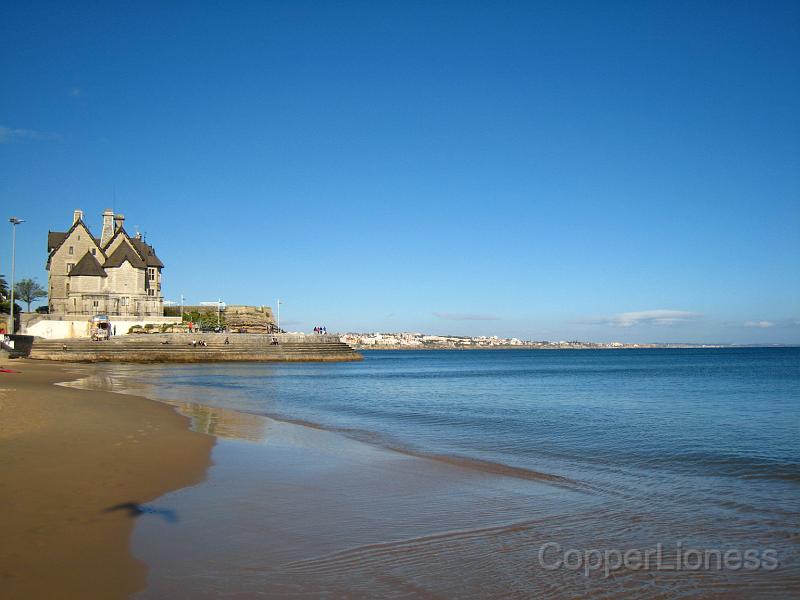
47;209;165;317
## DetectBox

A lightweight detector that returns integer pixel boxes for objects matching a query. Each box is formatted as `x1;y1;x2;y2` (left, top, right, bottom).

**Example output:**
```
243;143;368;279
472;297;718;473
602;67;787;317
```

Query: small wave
249;410;588;490
281;516;553;575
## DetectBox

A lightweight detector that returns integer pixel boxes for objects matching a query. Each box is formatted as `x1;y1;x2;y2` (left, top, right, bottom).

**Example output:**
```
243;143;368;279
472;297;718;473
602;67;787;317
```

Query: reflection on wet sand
62;370;268;444
168;401;268;443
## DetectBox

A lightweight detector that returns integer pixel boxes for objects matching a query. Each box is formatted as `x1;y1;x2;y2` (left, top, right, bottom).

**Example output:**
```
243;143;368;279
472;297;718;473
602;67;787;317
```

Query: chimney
73;209;84;224
100;209;115;247
114;213;125;232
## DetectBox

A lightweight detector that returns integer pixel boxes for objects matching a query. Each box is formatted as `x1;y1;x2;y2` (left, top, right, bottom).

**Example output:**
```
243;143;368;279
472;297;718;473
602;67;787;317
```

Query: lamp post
7;217;24;334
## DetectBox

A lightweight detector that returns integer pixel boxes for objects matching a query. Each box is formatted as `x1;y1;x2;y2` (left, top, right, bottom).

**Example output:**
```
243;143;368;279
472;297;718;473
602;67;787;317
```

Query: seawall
28;333;362;363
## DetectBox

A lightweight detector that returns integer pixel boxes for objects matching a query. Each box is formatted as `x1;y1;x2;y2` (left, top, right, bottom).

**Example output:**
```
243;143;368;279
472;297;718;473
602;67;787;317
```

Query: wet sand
0;359;214;599
128;410;587;599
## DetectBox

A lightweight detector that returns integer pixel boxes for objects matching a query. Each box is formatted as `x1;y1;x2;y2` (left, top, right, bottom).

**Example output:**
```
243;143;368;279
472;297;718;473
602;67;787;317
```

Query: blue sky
1;1;798;343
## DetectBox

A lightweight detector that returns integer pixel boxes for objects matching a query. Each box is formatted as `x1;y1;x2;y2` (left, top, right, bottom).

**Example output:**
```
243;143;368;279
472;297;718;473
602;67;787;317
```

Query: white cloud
744;320;775;328
0;125;59;143
433;312;500;321
597;309;699;328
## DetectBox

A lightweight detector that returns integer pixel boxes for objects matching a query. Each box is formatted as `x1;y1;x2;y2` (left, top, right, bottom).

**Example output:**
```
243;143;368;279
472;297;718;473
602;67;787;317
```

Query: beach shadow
104;502;179;523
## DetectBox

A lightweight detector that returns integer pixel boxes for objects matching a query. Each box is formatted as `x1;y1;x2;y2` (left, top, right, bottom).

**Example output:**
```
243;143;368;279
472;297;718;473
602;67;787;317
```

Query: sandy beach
0;359;214;599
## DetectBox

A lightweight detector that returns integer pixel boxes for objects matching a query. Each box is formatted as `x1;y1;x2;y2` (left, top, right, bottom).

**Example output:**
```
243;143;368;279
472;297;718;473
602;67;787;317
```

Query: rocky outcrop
224;305;278;334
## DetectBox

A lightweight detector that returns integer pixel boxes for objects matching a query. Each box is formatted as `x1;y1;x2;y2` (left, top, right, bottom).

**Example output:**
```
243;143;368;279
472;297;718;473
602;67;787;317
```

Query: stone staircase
29;333;362;363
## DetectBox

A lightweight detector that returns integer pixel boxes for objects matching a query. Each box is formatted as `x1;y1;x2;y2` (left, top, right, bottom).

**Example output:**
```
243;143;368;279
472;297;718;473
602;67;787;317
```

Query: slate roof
69;251;108;277
48;221;101;263
103;242;147;269
48;231;68;253
131;238;164;268
48;216;163;273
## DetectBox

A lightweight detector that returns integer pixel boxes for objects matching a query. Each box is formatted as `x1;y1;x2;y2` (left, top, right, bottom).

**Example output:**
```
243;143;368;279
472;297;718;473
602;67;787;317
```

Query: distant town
338;332;734;350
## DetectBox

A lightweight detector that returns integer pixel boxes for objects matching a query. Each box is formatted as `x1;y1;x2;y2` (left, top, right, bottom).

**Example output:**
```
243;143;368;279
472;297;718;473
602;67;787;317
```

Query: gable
47;220;103;269
102;226;134;254
103;240;147;269
68;251;108;277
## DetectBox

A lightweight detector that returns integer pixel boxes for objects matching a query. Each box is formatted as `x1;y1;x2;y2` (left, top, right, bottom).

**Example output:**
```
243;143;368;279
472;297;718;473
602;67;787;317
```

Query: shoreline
62;364;584;493
0;359;215;599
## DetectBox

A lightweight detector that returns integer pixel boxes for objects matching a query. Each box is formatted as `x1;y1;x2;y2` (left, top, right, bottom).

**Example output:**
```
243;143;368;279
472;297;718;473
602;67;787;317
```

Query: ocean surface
82;348;800;598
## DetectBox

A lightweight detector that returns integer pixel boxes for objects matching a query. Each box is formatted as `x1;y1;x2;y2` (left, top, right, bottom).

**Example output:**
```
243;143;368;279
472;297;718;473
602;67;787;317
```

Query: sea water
91;348;799;598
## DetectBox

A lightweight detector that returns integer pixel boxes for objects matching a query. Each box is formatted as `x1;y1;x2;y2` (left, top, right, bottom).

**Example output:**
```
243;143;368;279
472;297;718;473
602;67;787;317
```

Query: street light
7;217;24;334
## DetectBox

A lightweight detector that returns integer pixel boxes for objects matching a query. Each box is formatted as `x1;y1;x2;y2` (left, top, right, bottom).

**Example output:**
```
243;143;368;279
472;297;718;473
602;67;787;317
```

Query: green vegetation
182;310;226;330
15;278;47;311
0;275;21;317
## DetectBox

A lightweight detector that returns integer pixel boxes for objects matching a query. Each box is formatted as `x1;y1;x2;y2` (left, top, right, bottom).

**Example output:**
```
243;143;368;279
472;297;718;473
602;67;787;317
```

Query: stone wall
24;316;182;339
28;333;362;363
48;221;103;314
48;212;164;317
